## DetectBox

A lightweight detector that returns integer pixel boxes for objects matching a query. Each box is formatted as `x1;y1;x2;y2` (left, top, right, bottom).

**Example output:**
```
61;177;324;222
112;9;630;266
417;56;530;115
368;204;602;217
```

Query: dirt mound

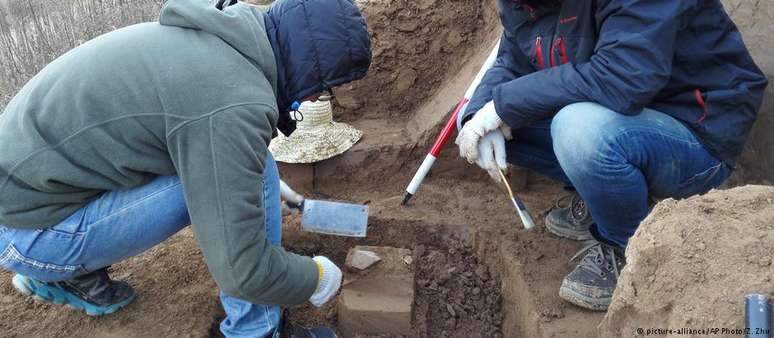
600;185;774;337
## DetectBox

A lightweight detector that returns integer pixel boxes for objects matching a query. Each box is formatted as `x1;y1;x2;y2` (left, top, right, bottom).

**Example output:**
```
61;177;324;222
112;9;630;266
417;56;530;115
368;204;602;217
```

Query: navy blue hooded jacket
461;0;767;166
264;0;371;136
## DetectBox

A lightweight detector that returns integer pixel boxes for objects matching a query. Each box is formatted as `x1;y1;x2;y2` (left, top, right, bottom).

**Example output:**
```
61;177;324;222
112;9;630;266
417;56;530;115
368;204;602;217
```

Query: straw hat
269;99;362;163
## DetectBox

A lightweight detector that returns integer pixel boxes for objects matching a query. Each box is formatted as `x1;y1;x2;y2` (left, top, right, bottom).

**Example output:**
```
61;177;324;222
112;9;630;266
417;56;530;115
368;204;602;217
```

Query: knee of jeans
551;103;620;170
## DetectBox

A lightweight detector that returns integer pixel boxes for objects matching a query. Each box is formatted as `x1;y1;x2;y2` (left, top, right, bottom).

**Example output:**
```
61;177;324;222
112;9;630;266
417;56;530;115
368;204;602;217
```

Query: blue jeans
507;102;731;246
0;154;284;338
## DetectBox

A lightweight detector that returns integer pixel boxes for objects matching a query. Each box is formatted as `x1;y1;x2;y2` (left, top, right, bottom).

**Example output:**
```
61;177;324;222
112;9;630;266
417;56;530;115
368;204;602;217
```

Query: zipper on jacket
558;37;569;64
694;88;709;123
550;37;568;67
535;36;546;70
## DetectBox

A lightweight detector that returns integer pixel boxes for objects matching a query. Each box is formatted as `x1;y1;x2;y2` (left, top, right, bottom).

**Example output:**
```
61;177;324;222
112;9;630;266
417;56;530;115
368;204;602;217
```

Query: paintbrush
498;169;536;230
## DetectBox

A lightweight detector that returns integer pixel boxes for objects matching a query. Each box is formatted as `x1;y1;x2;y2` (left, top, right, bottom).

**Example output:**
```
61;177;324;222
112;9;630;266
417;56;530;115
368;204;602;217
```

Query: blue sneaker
12;268;136;316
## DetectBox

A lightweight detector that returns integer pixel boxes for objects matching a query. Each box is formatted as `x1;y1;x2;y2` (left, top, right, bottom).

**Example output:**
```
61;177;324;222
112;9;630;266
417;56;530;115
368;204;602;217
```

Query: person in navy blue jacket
456;0;767;311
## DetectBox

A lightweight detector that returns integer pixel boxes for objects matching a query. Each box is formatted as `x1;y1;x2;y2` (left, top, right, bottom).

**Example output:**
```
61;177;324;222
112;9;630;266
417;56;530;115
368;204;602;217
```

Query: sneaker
545;192;594;240
559;240;625;311
12;268;136;316
272;310;337;338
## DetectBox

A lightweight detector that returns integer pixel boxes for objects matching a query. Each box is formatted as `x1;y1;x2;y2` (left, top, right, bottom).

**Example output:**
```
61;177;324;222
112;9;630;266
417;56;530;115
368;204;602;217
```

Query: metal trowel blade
301;199;368;237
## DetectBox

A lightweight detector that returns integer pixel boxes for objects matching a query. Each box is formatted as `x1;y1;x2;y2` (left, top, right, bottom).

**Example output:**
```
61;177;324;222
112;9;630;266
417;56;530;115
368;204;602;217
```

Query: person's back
0;7;277;229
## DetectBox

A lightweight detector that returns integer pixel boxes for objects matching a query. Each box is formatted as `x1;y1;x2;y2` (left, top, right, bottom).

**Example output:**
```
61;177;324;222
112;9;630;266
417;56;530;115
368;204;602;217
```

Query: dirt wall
723;0;774;184
332;0;499;123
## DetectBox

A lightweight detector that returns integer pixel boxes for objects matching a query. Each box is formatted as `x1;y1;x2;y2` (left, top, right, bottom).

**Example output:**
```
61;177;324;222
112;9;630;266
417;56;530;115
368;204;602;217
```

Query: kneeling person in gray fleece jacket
0;0;371;336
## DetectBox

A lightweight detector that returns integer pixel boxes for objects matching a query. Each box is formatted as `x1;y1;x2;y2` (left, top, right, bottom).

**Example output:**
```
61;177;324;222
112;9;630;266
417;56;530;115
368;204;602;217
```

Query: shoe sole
558;283;610;311
545;217;594;241
12;274;136;316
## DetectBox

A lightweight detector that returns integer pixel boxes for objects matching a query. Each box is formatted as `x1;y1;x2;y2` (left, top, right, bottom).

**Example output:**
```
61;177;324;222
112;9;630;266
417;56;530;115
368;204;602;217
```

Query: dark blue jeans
507;102;731;246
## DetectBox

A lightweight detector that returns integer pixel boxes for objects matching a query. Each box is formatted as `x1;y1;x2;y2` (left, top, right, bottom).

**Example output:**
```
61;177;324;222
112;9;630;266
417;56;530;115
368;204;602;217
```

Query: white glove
280;179;304;210
456;101;504;164
309;256;342;307
476;129;511;181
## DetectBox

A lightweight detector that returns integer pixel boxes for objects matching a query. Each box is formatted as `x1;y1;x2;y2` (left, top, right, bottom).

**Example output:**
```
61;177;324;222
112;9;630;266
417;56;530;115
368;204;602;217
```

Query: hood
264;0;372;134
158;0;279;98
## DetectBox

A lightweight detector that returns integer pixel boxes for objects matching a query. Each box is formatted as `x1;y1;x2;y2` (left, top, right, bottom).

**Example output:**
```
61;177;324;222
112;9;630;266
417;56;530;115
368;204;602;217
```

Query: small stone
446;303;456;317
445;31;464;48
346;249;382;270
396;21;419;32
414;244;426;258
475;265;489;279
395;68;417;92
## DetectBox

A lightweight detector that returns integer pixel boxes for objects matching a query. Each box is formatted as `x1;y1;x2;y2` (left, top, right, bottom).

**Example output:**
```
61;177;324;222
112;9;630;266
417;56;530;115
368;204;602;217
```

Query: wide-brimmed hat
269;99;362;163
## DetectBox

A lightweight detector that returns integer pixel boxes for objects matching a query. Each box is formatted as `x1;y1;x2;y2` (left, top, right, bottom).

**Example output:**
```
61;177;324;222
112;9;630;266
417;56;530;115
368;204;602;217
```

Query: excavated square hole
281;217;506;338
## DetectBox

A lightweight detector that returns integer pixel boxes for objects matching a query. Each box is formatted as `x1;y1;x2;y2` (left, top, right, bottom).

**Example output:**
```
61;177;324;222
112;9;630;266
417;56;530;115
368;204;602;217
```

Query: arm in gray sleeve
167;104;318;305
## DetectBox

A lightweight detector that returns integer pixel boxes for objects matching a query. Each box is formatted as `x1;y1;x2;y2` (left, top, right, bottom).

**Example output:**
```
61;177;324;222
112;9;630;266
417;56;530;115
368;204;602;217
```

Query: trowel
281;180;369;237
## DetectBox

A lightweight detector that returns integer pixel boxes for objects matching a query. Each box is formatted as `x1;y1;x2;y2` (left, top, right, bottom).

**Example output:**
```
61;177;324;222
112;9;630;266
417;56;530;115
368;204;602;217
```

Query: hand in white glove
456;101;504;164
476;128;511;181
309;256;342;307
280;179;304;209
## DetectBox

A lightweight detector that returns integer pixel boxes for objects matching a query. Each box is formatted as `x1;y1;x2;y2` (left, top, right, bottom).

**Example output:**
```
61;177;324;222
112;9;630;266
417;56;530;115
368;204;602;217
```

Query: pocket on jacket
0;244;86;281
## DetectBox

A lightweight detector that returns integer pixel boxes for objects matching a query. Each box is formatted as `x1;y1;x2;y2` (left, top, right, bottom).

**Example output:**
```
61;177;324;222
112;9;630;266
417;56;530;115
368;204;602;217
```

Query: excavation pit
280;218;507;337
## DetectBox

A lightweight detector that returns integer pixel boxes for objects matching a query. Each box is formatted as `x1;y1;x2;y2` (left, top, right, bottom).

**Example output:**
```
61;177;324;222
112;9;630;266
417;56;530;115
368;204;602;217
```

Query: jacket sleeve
167;104;318;306
460;32;533;127
492;0;693;129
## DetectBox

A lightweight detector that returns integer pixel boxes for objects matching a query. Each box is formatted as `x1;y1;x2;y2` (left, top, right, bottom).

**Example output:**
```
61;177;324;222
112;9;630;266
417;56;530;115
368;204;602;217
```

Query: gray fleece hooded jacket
0;0;371;305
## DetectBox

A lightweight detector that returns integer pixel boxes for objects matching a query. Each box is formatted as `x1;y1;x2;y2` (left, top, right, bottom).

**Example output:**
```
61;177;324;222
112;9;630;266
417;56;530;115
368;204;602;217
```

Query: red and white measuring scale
402;40;501;205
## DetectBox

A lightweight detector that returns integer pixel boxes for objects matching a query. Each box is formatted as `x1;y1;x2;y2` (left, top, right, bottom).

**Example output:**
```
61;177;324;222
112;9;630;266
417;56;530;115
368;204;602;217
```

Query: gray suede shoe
559;241;625;311
272;310;337;338
546;192;594;241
